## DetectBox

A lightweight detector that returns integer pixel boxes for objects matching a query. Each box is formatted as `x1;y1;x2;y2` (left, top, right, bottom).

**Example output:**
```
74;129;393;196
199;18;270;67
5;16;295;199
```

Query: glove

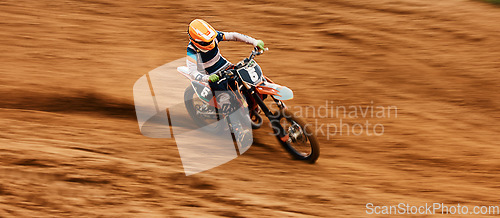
208;74;219;83
254;40;265;50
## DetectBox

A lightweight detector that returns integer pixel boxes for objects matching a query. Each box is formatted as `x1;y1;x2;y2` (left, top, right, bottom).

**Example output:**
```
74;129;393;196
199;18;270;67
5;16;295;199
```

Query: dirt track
1;0;500;217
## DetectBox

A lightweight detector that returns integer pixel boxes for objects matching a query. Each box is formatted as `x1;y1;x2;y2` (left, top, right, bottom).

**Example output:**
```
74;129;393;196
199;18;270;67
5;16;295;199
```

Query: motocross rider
186;19;265;140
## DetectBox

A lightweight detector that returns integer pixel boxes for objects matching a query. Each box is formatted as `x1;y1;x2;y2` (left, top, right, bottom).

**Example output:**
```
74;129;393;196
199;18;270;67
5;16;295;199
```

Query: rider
186;19;264;83
186;19;264;141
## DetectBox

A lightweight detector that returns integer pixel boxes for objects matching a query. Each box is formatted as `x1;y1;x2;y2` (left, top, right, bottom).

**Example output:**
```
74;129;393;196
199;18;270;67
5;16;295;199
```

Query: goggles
189;34;213;46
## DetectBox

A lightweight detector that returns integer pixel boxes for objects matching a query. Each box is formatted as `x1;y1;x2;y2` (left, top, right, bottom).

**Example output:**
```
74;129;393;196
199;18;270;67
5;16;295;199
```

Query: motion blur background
1;0;499;217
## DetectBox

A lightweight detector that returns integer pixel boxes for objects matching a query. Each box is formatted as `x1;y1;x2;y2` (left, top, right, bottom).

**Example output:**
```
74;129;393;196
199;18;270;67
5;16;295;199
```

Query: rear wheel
184;86;216;128
273;109;320;163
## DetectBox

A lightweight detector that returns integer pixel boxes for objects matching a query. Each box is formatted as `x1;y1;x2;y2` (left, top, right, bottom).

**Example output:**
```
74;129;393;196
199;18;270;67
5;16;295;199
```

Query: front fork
246;87;289;142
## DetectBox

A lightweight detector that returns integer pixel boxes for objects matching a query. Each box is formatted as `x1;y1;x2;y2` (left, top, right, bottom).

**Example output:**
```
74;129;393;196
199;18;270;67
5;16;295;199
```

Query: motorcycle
177;48;319;163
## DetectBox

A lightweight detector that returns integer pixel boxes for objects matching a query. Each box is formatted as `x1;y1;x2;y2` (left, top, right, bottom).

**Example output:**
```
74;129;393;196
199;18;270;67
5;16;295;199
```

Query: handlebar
250;47;269;59
235;47;268;68
217;47;268;80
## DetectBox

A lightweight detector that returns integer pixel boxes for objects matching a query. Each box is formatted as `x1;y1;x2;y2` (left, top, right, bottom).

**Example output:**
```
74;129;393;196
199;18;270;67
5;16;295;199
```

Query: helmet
188;19;217;51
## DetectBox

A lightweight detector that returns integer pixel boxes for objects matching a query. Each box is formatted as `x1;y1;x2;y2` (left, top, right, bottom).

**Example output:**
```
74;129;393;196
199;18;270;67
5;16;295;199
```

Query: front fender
260;82;294;100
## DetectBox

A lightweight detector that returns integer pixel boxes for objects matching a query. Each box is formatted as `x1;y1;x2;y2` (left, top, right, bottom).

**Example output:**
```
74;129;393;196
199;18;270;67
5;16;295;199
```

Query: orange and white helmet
188;19;217;51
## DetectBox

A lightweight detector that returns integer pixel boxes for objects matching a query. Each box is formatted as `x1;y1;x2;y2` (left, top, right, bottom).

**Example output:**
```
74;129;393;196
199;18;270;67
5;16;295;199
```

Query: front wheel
272;109;320;163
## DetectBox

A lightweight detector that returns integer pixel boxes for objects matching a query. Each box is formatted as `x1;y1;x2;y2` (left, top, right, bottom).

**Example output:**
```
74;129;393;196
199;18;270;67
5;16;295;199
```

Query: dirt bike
177;48;319;163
